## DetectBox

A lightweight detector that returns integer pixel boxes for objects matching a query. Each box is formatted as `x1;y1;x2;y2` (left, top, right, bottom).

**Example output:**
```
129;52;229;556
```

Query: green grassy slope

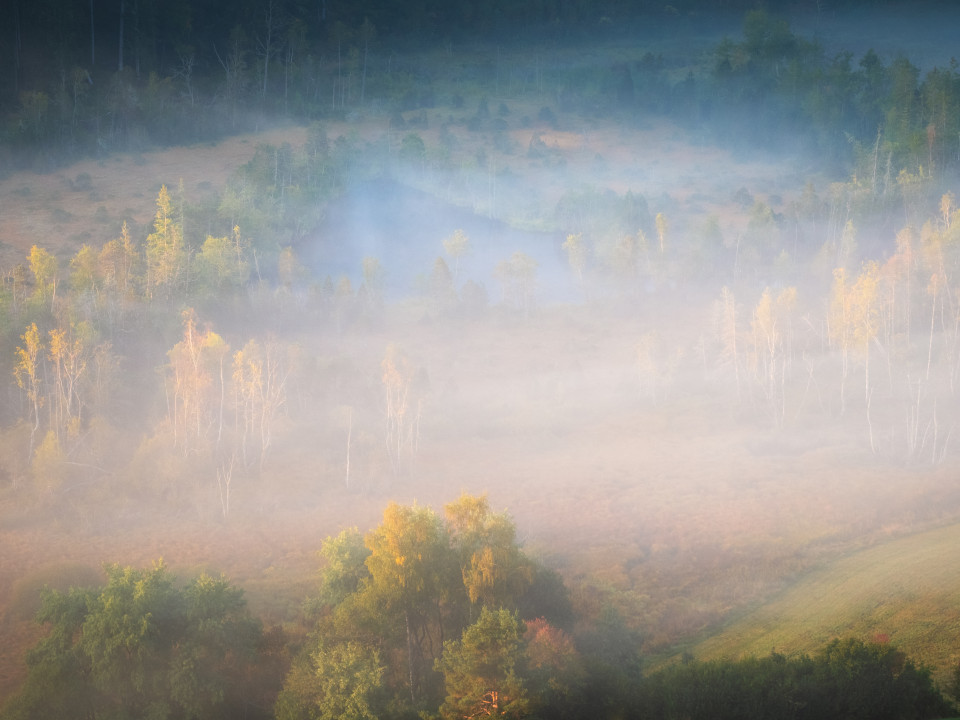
677;522;960;688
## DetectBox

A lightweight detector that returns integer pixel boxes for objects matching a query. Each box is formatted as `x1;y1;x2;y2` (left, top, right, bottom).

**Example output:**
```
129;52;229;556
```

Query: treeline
5;3;960;182
699;9;960;172
1;496;956;720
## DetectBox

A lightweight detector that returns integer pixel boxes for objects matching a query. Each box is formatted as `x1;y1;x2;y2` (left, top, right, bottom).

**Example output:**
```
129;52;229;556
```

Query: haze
1;0;959;713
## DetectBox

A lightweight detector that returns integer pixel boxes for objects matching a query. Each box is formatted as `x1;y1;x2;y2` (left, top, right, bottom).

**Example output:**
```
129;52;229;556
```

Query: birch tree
442;229;471;284
14;322;44;457
562;233;587;290
382;344;420;475
166;310;231;454
750;286;796;425
28;245;58;312
850;261;880;450
829;267;853;415
655;212;668;255
232;338;289;471
47;322;91;441
444;494;533;613
167;309;212;451
99;220;139;306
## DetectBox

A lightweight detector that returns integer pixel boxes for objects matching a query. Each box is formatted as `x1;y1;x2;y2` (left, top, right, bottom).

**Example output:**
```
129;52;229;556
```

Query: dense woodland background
3;1;960;718
3;0;960;170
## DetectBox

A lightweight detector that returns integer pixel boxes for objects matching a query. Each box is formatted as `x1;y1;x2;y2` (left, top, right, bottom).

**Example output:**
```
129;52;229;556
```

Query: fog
305;178;573;301
2;0;960;710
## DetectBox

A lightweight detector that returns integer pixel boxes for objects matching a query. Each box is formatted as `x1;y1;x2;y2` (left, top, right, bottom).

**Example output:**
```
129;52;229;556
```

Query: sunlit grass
672;521;960;687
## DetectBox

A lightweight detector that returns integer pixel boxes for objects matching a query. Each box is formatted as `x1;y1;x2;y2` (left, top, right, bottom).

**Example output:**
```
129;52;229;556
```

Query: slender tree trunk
13;0;22;95
29;394;40;459
344;407;352;487
361;28;370;106
864;340;870;404
839;347;848;416
405;610;416;703
928;281;938;381
217;355;224;446
118;0;124;71
262;5;271;100
134;0;140;79
90;0;96;67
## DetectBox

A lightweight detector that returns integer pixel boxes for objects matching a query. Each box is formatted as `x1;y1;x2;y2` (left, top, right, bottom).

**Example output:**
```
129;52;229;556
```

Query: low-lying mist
3;1;960;708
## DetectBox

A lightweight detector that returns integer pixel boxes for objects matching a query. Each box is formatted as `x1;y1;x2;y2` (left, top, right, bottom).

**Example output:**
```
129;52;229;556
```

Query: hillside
673;521;960;688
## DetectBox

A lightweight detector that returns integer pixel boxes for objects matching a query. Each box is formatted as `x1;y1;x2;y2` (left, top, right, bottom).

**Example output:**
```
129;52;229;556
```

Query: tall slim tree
145;185;185;300
14;323;44;457
28;245;59;312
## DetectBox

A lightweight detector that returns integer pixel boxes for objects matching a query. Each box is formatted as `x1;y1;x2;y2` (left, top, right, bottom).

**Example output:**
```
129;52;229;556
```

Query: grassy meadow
666;521;960;688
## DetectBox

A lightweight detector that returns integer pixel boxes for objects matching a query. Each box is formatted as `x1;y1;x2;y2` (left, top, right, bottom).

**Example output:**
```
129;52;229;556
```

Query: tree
172;573;264;717
316;528;371;609
363;502;457;703
435;607;530;720
13;322;44;457
878;227;914;352
196;226;250;293
145;184;186;300
278;245;308;291
381;344;421;475
749;286;797;425
31;429;66;493
69;244;101;305
98;220;139;313
298;499;572;716
444;493;533;613
850;261;880;446
522;617;583;715
359;256;384;319
357;18;376;106
813;638;951;720
829;266;853;415
255;0;282;100
275;641;384;720
215;24;249;128
430;257;457;317
46;321;92;442
4;563;262;720
561;233;587;290
718;286;741;401
232;337;290;471
443;229;471;283
328;21;352;110
609;230;645;297
494;252;538;316
0;586;95;720
28;245;58;312
166;309;214;452
655;212;668;255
